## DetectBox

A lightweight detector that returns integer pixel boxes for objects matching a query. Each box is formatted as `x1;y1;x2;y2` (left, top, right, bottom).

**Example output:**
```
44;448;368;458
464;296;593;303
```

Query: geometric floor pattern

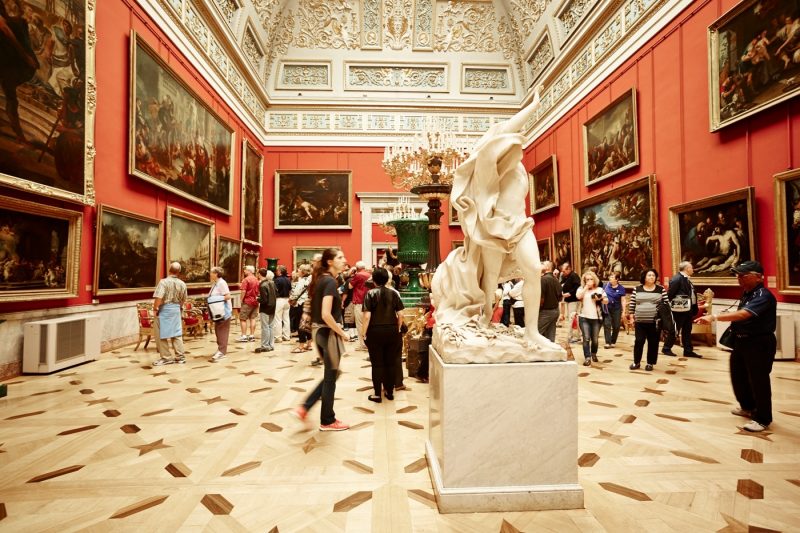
1;326;799;532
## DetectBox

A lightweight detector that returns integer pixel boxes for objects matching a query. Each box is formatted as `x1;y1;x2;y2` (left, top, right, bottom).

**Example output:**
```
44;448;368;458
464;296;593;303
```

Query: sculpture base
426;346;583;513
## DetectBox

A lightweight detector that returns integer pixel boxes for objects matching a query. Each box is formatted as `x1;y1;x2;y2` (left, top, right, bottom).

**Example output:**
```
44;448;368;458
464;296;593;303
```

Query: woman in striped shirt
627;269;668;371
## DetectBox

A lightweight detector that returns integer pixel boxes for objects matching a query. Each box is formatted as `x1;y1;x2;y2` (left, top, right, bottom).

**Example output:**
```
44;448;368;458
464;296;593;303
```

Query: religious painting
776;168;800;294
94;205;162;295
241;139;262;245
583;88;639;186
573;175;658;286
293;246;328;271
529;155;559;214
242;248;259;269
537;237;552;263
130;32;234;214
449;205;459;226
451;240;464;251
275;170;351;229
0;195;81;302
553;229;573;269
708;0;800;131
0;0;96;205
165;207;214;287
670;187;756;286
216;236;242;287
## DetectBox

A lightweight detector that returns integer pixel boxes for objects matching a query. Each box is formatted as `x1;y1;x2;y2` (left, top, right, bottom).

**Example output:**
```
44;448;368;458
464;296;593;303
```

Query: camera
591;291;604;301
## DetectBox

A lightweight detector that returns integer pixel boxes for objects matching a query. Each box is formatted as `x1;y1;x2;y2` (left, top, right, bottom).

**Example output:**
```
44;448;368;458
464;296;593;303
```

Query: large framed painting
275;170;351;229
670;187;756;286
553;229;573;269
583;88;639;186
293;246;328;270
216;236;242;287
776;168;800;294
241;139;263;245
529;155;559;214
537;237;552;263
0;195;81;302
242;248;259;269
708;0;800;131
94;205;162;296
0;1;96;205
165;207;214;288
130;31;234;214
573;175;658;286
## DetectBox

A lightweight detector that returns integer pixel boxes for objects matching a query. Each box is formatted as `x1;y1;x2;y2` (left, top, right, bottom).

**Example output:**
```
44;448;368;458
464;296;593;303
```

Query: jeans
731;333;776;426
259;313;274;349
501;300;512;326
303;328;341;425
579;317;602;360
603;307;622;345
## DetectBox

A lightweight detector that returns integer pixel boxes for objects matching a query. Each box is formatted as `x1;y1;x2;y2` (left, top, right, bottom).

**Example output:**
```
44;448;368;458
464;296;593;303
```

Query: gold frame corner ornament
240;138;263;246
774;168;800;295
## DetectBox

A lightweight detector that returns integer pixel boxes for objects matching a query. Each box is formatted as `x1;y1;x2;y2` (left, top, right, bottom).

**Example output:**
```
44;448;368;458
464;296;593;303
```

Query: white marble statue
432;89;567;363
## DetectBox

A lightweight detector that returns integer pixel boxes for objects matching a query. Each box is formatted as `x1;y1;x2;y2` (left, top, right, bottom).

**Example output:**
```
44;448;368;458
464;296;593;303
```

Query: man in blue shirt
695;260;777;432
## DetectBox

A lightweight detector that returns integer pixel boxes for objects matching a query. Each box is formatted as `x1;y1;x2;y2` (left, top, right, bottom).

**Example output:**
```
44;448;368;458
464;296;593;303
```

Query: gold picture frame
573;175;658;286
94;205;162;296
776;168;800;294
293;246;329;271
241;139;263;245
553;229;573;269
275;170;352;229
242;248;260;269
537;237;552;263
529;155;559;214
216;236;242;288
583;88;639;186
165;207;215;288
449;204;460;226
0;1;96;206
129;31;235;214
669;187;756;286
0;195;82;302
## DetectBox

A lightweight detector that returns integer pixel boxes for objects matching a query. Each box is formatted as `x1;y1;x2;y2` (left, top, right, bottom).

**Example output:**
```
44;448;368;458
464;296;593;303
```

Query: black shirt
275;275;292;297
540;273;562;310
561;272;581;303
731;283;776;336
363;286;405;326
311;275;342;325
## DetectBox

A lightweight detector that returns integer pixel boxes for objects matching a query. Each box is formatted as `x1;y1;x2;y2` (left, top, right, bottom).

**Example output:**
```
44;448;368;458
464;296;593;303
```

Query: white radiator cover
23;315;102;373
716;312;795;361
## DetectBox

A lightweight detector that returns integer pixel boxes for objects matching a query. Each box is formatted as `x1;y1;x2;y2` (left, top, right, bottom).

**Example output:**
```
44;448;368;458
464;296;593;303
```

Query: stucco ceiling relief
508;0;548;35
361;0;383;49
294;0;361;49
434;1;498;52
528;31;554;84
412;0;434;50
384;0;413;50
346;64;448;91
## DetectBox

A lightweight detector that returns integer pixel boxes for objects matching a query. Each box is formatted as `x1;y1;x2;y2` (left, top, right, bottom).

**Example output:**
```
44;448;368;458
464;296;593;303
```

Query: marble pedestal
426;346;583;513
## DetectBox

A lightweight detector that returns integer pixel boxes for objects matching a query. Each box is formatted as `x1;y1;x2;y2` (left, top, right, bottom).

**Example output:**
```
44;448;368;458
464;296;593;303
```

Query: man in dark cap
695;260;776;432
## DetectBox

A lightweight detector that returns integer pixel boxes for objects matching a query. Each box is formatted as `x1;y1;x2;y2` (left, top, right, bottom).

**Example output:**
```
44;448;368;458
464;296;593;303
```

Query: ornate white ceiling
138;0;693;144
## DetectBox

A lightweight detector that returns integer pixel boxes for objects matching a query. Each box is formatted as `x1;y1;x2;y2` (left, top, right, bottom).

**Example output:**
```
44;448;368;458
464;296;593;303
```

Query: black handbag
719;326;735;348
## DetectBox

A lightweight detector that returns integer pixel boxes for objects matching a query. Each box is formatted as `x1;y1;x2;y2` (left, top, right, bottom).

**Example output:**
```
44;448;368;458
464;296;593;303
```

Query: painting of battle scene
130;33;233;214
0;0;93;202
553;229;573;269
275;170;351;229
671;188;756;286
166;207;213;287
776;169;800;293
216;236;241;287
94;205;161;295
529;155;559;214
583;88;638;185
0;195;81;301
573;176;658;285
241;139;262;244
709;0;800;130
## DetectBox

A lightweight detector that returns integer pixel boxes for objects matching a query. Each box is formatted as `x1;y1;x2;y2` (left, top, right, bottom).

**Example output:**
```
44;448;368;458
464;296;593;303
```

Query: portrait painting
166;207;214;287
293;246;328;270
216;237;242;287
537;237;552;263
708;0;800;131
275;170;351;229
573;175;658;285
449;205;460;226
583;88;639;185
94;205;162;295
0;0;95;205
242;248;259;269
670;187;756;286
241;139;262;245
529;155;559;214
775;168;800;294
0;195;81;302
130;32;234;214
553;229;573;269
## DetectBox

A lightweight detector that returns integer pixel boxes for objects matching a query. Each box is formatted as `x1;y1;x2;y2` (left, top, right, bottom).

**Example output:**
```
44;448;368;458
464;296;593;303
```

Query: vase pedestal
426;346;584;513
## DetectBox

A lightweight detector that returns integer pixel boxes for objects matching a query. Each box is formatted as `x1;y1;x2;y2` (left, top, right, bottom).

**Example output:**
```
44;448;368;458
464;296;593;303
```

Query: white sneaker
210;351;226;362
247;335;255;341
236;335;249;342
152;357;174;366
743;420;767;432
731;407;753;418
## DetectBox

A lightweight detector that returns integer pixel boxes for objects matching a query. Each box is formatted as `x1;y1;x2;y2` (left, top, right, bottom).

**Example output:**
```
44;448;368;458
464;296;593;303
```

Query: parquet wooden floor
1;326;799;532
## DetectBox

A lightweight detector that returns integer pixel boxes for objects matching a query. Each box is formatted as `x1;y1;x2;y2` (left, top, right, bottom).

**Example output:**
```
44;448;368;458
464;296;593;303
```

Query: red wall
523;0;800;301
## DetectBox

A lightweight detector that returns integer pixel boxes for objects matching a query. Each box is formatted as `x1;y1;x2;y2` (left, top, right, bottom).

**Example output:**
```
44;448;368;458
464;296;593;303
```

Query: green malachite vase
388;218;429;305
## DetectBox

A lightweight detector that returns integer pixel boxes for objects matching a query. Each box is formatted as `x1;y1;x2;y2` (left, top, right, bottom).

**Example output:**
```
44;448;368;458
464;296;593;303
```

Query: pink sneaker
292;405;308;421
320;419;349;431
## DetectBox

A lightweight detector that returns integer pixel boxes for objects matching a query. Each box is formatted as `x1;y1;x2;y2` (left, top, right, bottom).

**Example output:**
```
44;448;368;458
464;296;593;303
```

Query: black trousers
365;325;402;396
731;333;776;426
633;322;659;365
512;307;525;328
663;311;694;354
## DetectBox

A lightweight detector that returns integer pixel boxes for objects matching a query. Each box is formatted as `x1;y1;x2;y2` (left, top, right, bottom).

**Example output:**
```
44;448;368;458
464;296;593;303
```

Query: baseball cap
731;260;763;275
